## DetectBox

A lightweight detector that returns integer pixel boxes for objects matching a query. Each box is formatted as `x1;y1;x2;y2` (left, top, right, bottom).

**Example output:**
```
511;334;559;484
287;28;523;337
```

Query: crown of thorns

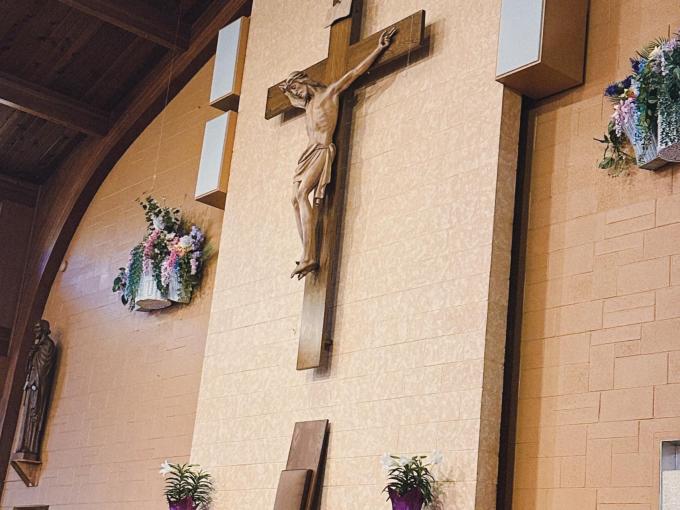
281;71;324;91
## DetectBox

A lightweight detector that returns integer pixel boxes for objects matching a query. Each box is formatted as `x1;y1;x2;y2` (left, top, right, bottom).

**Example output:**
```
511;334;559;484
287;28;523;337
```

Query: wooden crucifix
265;1;426;370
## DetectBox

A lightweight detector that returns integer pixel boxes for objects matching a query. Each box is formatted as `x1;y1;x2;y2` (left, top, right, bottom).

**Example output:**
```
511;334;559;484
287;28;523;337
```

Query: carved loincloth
293;143;336;202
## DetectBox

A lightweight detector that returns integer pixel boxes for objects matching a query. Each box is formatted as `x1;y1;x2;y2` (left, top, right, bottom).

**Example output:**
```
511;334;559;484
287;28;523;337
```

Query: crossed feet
291;259;319;280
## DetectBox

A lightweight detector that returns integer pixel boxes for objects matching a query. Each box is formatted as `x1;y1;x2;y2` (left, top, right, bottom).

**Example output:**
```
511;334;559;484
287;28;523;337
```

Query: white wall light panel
210;16;250;112
195;112;237;210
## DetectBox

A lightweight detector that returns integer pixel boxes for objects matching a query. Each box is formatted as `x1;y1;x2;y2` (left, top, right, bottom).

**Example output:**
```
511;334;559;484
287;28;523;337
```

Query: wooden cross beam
265;9;425;120
265;2;426;370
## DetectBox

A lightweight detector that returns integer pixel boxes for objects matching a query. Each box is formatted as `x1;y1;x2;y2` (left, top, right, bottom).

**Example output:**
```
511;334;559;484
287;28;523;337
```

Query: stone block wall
191;0;519;508
514;1;680;508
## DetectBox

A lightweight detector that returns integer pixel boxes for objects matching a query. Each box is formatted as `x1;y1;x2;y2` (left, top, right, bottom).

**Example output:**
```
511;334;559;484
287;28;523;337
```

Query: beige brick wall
192;0;519;508
0;60;224;510
514;1;680;508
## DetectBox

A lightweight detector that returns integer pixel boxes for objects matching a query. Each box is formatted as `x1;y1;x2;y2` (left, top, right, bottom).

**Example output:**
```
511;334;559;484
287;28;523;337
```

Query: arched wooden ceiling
0;0;251;495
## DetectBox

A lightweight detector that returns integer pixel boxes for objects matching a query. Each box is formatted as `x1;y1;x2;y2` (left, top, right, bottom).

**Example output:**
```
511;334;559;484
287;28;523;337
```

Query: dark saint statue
16;320;57;461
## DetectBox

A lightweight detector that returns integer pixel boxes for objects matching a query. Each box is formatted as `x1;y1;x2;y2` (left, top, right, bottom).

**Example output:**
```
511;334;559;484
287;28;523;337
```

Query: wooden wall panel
0;200;34;346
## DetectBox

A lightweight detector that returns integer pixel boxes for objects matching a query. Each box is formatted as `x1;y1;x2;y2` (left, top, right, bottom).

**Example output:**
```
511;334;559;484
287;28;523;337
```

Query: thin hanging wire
147;3;185;201
406;11;415;76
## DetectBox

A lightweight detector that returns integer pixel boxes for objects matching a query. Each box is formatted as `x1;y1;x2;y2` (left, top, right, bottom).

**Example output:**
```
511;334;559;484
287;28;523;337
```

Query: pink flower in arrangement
161;238;182;286
143;229;161;273
612;97;636;136
161;249;179;287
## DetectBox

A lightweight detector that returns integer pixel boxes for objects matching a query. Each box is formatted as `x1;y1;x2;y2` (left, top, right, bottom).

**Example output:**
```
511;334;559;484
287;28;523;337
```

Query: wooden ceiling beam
57;0;191;51
0;175;39;208
0;72;110;136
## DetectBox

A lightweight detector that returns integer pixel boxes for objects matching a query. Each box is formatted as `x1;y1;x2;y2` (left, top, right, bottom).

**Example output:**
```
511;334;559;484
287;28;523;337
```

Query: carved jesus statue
280;26;396;279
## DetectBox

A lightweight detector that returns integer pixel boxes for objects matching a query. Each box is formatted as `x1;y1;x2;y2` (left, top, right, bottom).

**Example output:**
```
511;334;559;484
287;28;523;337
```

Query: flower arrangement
112;196;206;310
597;29;680;175
159;460;213;510
381;451;443;510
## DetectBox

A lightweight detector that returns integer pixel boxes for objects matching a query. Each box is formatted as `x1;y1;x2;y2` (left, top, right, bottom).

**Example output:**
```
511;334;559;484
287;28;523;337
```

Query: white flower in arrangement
649;45;663;61
429;450;444;466
159;460;172;476
152;215;165;231
166;233;176;241
380;453;396;470
179;235;193;249
629;78;640;96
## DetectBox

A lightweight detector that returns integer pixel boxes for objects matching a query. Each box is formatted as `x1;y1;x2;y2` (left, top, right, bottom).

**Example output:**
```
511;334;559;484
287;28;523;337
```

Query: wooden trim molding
496;99;534;509
0;0;251;498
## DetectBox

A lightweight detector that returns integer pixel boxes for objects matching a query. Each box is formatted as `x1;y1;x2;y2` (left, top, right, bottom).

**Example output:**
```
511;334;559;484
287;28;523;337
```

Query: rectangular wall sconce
495;0;588;99
195;17;249;209
210;16;250;112
194;112;237;210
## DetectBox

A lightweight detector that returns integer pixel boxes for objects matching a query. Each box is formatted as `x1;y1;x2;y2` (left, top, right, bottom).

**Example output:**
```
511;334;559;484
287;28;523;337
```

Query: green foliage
635;51;664;138
595;122;636;176
162;462;214;507
112;244;143;309
112;195;207;310
662;39;680;102
638;37;669;60
139;195;180;233
383;455;436;504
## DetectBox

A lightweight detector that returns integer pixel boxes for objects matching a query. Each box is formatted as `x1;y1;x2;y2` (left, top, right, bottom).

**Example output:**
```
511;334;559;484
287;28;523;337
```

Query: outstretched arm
328;27;396;96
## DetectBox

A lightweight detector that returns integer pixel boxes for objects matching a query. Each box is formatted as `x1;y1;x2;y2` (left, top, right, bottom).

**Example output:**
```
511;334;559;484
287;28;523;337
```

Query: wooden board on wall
0;200;34;349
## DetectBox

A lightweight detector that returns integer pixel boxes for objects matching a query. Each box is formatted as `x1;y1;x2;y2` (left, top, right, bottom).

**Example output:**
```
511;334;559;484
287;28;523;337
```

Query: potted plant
112;196;206;311
597;29;680;174
381;451;443;510
160;460;214;510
